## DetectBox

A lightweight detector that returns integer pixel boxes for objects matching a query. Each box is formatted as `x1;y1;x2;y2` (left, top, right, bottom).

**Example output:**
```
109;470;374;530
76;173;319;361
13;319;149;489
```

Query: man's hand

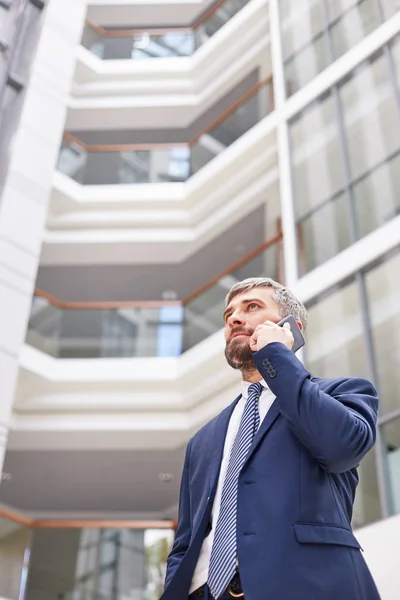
249;320;294;352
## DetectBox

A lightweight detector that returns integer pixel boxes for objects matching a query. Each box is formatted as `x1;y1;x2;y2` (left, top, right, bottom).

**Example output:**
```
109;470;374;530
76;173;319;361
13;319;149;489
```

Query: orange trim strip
34;289;181;310
0;508;32;527
32;519;175;529
63;76;273;152
190;76;273;146
0;508;175;529
182;231;283;305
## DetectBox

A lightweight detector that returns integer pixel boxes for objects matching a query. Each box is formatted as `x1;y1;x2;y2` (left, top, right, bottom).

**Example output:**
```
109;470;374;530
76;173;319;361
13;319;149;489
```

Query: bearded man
160;277;380;600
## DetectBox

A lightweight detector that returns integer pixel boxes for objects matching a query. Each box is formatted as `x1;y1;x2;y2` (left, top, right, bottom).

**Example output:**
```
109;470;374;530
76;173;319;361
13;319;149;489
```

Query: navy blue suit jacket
162;343;380;600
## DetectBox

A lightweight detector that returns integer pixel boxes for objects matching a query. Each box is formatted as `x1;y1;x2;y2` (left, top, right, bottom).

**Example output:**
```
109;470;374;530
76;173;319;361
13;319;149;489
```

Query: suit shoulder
312;375;377;396
190;412;222;444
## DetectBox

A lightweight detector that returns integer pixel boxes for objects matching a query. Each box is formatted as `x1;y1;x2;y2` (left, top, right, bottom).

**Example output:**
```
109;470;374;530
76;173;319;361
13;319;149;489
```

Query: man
161;277;380;600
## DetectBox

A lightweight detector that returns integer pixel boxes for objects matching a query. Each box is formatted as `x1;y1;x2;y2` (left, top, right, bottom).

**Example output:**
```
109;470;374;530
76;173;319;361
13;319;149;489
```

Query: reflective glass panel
281;0;385;96
383;418;400;516
305;279;369;379
84;31;195;60
26;298;184;358
297;192;352;273
0;517;30;600
57;145;191;185
305;280;380;528
365;248;400;415
328;0;381;61
290;92;344;219
352;445;381;528
190;81;273;174
352;151;400;238
340;50;400;182
280;0;329;95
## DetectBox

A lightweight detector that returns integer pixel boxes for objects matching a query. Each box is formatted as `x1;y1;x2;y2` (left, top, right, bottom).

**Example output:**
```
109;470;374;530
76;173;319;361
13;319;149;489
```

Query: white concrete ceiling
87;0;216;28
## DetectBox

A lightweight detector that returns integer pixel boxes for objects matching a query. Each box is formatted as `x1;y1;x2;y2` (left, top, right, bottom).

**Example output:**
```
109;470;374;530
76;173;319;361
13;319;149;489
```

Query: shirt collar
241;378;268;400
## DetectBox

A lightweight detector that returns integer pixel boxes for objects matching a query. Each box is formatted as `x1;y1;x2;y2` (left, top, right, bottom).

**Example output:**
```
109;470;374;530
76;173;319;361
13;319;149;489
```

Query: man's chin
224;343;255;371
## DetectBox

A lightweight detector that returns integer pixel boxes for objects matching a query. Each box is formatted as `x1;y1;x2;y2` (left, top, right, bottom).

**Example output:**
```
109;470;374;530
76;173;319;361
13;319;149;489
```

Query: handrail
0;507;176;529
182;230;283;305
84;0;238;38
34;289;182;310
62;76;274;152
34;229;283;309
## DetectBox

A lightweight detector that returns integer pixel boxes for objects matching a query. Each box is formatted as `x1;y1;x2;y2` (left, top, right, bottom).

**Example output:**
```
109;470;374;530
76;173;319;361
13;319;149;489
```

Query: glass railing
82;0;250;60
57;79;273;185
26;235;282;358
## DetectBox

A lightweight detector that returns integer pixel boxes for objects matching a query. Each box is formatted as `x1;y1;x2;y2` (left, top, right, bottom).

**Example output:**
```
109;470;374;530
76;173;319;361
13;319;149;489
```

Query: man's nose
227;311;245;327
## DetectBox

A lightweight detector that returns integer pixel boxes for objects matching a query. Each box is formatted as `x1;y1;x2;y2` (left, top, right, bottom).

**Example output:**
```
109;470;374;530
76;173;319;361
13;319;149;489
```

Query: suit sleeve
253;343;379;474
164;440;192;589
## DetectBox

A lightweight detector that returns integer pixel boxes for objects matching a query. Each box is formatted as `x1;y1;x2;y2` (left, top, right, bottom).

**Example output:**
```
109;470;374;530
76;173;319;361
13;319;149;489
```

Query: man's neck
241;369;263;383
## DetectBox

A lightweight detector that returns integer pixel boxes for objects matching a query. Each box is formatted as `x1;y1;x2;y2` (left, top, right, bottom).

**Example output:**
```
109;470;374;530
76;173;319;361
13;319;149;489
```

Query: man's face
223;287;282;371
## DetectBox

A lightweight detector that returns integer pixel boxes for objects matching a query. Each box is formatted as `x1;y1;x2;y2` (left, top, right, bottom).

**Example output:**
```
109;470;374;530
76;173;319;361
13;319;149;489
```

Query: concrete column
0;0;87;477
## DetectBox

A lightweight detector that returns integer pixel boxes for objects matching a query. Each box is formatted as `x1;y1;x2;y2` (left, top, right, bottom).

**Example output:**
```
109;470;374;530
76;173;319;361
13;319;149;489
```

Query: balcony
27;232;282;359
58;77;273;185
82;0;250;61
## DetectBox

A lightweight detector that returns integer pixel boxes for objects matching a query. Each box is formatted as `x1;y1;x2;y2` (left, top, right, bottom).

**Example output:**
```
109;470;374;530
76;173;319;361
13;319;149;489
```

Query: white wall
356;513;400;600
0;0;88;477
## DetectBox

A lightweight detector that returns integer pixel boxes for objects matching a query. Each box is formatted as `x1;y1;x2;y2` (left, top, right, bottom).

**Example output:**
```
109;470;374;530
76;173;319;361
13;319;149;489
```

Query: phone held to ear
277;315;305;353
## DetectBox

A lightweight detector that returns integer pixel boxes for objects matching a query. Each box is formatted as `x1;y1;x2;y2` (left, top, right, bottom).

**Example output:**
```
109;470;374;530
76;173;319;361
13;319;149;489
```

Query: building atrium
0;0;400;598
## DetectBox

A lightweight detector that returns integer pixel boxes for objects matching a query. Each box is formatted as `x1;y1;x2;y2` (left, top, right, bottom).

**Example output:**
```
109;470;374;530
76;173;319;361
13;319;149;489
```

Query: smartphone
277;314;305;353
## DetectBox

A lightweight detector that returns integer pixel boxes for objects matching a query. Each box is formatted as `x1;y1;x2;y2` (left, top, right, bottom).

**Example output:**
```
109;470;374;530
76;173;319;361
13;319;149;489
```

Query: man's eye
248;303;258;310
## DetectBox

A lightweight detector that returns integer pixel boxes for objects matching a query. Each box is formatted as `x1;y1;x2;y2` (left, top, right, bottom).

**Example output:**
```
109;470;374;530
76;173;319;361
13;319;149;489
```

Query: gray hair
225;277;307;330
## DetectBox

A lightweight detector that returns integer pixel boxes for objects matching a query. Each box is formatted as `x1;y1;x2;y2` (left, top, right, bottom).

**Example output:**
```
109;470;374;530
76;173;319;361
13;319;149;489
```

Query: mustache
228;326;254;342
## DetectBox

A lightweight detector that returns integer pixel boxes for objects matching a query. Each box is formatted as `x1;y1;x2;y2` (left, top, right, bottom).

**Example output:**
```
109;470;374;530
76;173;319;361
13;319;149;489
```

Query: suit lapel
243;397;281;469
208;394;241;496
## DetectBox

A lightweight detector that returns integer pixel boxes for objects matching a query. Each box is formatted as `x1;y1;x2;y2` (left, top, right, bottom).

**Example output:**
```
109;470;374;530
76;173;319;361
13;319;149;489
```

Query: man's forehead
226;287;274;309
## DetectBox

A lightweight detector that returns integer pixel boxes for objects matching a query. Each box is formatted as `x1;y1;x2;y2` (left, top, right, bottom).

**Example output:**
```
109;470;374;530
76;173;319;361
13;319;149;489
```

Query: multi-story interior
1;0;400;598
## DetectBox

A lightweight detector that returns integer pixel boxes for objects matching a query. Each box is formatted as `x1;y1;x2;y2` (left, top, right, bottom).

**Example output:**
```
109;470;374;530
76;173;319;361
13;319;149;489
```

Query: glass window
290;92;352;272
290;92;344;219
281;0;385;96
352;445;381;528
305;280;381;528
382;418;400;515
340;50;400;182
365;248;400;415
352;152;400;238
280;0;329;95
380;0;400;20
328;0;381;61
305;279;369;379
297;192;352;273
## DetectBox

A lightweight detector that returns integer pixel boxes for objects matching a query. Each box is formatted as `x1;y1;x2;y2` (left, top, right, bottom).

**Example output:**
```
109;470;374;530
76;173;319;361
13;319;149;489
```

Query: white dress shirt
189;379;276;594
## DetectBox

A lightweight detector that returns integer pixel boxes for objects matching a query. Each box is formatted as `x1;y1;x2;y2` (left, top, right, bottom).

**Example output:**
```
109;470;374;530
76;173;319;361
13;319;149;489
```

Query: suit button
269;369;277;378
262;359;271;368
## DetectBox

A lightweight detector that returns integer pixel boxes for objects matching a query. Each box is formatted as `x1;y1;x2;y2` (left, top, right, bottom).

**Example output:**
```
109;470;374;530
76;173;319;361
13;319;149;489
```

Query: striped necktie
208;381;263;599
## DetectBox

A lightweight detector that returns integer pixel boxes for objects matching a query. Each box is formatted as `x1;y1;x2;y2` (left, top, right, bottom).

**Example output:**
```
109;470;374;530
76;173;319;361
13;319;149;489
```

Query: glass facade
280;0;398;96
291;40;400;274
305;245;400;528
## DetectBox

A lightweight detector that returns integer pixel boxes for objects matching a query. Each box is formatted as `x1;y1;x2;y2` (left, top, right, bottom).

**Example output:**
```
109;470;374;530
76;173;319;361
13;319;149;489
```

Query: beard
224;328;255;371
